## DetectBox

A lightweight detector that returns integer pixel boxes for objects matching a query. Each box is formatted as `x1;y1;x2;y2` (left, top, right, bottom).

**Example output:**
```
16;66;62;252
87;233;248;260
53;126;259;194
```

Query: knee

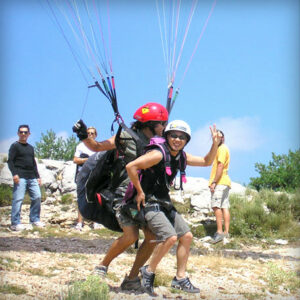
166;235;177;245
122;232;139;246
180;232;193;244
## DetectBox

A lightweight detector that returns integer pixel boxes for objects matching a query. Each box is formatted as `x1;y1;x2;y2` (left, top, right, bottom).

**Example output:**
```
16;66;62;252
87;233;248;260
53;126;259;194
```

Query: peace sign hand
209;124;222;145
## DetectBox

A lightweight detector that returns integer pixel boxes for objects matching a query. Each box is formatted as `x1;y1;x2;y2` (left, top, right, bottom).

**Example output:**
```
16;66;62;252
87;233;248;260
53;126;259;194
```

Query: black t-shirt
141;147;181;203
7;142;39;179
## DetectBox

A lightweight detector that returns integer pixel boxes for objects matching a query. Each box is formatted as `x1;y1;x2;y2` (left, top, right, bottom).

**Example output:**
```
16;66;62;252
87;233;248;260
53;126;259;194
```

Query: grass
0;256;21;271
263;262;300;293
63;275;109;300
25;267;54;277
61;193;74;205
0;283;27;295
154;272;174;288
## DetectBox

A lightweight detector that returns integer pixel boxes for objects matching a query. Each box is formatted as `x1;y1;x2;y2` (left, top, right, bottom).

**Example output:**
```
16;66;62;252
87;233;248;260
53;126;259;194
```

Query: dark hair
217;130;224;137
18;124;30;132
131;120;162;134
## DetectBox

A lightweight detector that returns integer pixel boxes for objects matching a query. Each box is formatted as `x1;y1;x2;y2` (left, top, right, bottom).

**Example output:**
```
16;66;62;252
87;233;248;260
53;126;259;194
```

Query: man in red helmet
73;102;168;290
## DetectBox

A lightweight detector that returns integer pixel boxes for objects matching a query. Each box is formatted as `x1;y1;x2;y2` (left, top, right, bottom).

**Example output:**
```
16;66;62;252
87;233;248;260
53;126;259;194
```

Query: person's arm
126;150;163;210
186;124;221;167
73;156;89;165
7;144;20;184
83;135;116;152
72;119;116;152
209;162;224;192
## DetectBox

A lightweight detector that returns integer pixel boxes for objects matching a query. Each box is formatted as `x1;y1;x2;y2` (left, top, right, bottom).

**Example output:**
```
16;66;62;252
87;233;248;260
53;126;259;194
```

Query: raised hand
72;119;88;140
209;124;222;145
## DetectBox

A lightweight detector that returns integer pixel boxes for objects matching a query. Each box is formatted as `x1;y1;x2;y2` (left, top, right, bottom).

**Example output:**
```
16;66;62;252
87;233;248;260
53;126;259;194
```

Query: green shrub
0;183;47;207
249;149;300;191
63;275;109;300
61;194;74;205
290;190;300;221
0;184;12;207
191;224;206;238
230;190;300;239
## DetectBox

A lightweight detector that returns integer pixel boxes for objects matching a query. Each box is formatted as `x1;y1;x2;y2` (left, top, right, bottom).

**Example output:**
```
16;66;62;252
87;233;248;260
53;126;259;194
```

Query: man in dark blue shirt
8;125;44;231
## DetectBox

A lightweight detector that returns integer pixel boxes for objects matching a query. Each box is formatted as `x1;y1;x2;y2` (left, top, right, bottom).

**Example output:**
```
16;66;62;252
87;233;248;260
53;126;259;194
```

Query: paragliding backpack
76;123;146;232
121;137;187;225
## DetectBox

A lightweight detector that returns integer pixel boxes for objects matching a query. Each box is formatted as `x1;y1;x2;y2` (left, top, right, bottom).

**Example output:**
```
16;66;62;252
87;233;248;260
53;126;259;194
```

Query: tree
35;129;78;161
249;149;300;191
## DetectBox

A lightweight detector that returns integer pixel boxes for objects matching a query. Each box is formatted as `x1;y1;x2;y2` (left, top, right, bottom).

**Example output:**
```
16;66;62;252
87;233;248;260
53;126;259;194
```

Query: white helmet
164;120;191;142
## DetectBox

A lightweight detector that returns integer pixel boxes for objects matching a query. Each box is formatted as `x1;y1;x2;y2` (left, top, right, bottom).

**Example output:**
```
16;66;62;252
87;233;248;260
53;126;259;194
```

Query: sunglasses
19;131;29;135
87;132;96;135
169;133;187;141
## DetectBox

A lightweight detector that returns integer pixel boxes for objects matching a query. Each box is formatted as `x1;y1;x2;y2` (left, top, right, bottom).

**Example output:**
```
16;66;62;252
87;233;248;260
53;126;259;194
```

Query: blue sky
1;0;299;185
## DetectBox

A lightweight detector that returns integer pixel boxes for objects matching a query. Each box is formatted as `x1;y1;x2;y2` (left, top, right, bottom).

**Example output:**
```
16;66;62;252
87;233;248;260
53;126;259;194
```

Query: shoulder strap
115;122;147;157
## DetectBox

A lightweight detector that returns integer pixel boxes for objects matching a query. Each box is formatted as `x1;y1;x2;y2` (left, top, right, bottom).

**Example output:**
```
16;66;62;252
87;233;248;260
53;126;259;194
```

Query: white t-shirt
74;142;96;173
74;142;96;158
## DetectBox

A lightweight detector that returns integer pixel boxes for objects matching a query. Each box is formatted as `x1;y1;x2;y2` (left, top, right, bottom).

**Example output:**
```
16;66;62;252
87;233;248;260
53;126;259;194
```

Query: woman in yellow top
208;130;231;243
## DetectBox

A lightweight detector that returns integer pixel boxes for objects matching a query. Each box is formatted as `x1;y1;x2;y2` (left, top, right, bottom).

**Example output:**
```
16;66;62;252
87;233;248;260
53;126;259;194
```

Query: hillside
0;199;299;300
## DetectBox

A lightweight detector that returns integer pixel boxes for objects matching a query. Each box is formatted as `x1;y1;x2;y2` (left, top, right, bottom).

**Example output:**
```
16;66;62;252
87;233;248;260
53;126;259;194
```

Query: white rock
274;239;288;245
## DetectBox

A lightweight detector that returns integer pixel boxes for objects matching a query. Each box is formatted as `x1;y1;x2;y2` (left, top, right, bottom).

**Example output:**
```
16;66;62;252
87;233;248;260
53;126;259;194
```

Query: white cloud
0;136;18;153
56;131;69;140
186;116;264;154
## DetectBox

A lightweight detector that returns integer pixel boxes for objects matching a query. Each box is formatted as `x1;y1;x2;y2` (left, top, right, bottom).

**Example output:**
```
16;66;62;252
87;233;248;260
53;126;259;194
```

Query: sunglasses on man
19;131;29;135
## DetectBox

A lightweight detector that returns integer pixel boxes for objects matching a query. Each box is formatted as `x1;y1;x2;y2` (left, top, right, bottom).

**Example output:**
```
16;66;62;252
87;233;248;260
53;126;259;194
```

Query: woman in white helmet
125;120;222;295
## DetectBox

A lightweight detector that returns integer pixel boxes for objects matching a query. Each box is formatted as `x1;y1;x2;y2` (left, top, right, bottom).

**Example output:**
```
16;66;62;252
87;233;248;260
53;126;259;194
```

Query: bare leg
101;225;139;268
147;235;177;273
176;232;193;279
77;210;83;224
222;208;230;234
128;227;157;279
213;207;223;233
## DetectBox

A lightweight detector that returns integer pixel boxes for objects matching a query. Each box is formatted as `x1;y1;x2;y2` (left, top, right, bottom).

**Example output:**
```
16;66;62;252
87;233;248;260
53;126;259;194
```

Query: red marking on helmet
96;193;102;206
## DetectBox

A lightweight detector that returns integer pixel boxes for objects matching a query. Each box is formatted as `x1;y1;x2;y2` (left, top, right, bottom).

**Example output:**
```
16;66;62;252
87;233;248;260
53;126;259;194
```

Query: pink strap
166;166;172;176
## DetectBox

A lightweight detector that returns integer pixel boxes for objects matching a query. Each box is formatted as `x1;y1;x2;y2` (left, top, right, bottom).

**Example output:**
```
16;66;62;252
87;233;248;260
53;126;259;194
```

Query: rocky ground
0;201;299;300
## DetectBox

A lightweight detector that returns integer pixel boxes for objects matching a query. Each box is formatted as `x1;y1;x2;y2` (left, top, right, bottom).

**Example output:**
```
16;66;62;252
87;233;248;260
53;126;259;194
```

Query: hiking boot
31;221;45;228
171;276;200;293
211;232;224;244
140;265;155;295
121;275;141;291
94;265;107;277
10;224;25;231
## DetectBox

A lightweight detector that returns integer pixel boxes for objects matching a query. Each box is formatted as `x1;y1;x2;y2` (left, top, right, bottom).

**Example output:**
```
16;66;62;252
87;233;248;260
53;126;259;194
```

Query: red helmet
133;102;168;123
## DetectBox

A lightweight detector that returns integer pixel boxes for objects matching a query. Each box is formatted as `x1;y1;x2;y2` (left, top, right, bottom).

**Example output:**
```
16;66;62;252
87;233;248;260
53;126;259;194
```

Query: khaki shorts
211;185;230;209
145;210;190;242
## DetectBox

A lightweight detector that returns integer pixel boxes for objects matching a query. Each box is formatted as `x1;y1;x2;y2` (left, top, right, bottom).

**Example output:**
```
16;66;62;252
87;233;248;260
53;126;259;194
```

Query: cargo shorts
144;209;190;242
211;185;230;209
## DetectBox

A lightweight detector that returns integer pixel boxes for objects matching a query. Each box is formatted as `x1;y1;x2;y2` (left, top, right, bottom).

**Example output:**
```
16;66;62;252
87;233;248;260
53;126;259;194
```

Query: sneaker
10;224;25;231
211;232;224;244
93;223;102;229
171;276;200;293
75;222;83;230
94;265;107;277
140;265;155;295
31;221;45;228
121;275;141;291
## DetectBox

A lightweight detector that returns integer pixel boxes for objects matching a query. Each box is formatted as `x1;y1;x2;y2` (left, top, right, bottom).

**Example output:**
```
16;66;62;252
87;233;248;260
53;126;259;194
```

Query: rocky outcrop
0;153;77;197
0;153;247;213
